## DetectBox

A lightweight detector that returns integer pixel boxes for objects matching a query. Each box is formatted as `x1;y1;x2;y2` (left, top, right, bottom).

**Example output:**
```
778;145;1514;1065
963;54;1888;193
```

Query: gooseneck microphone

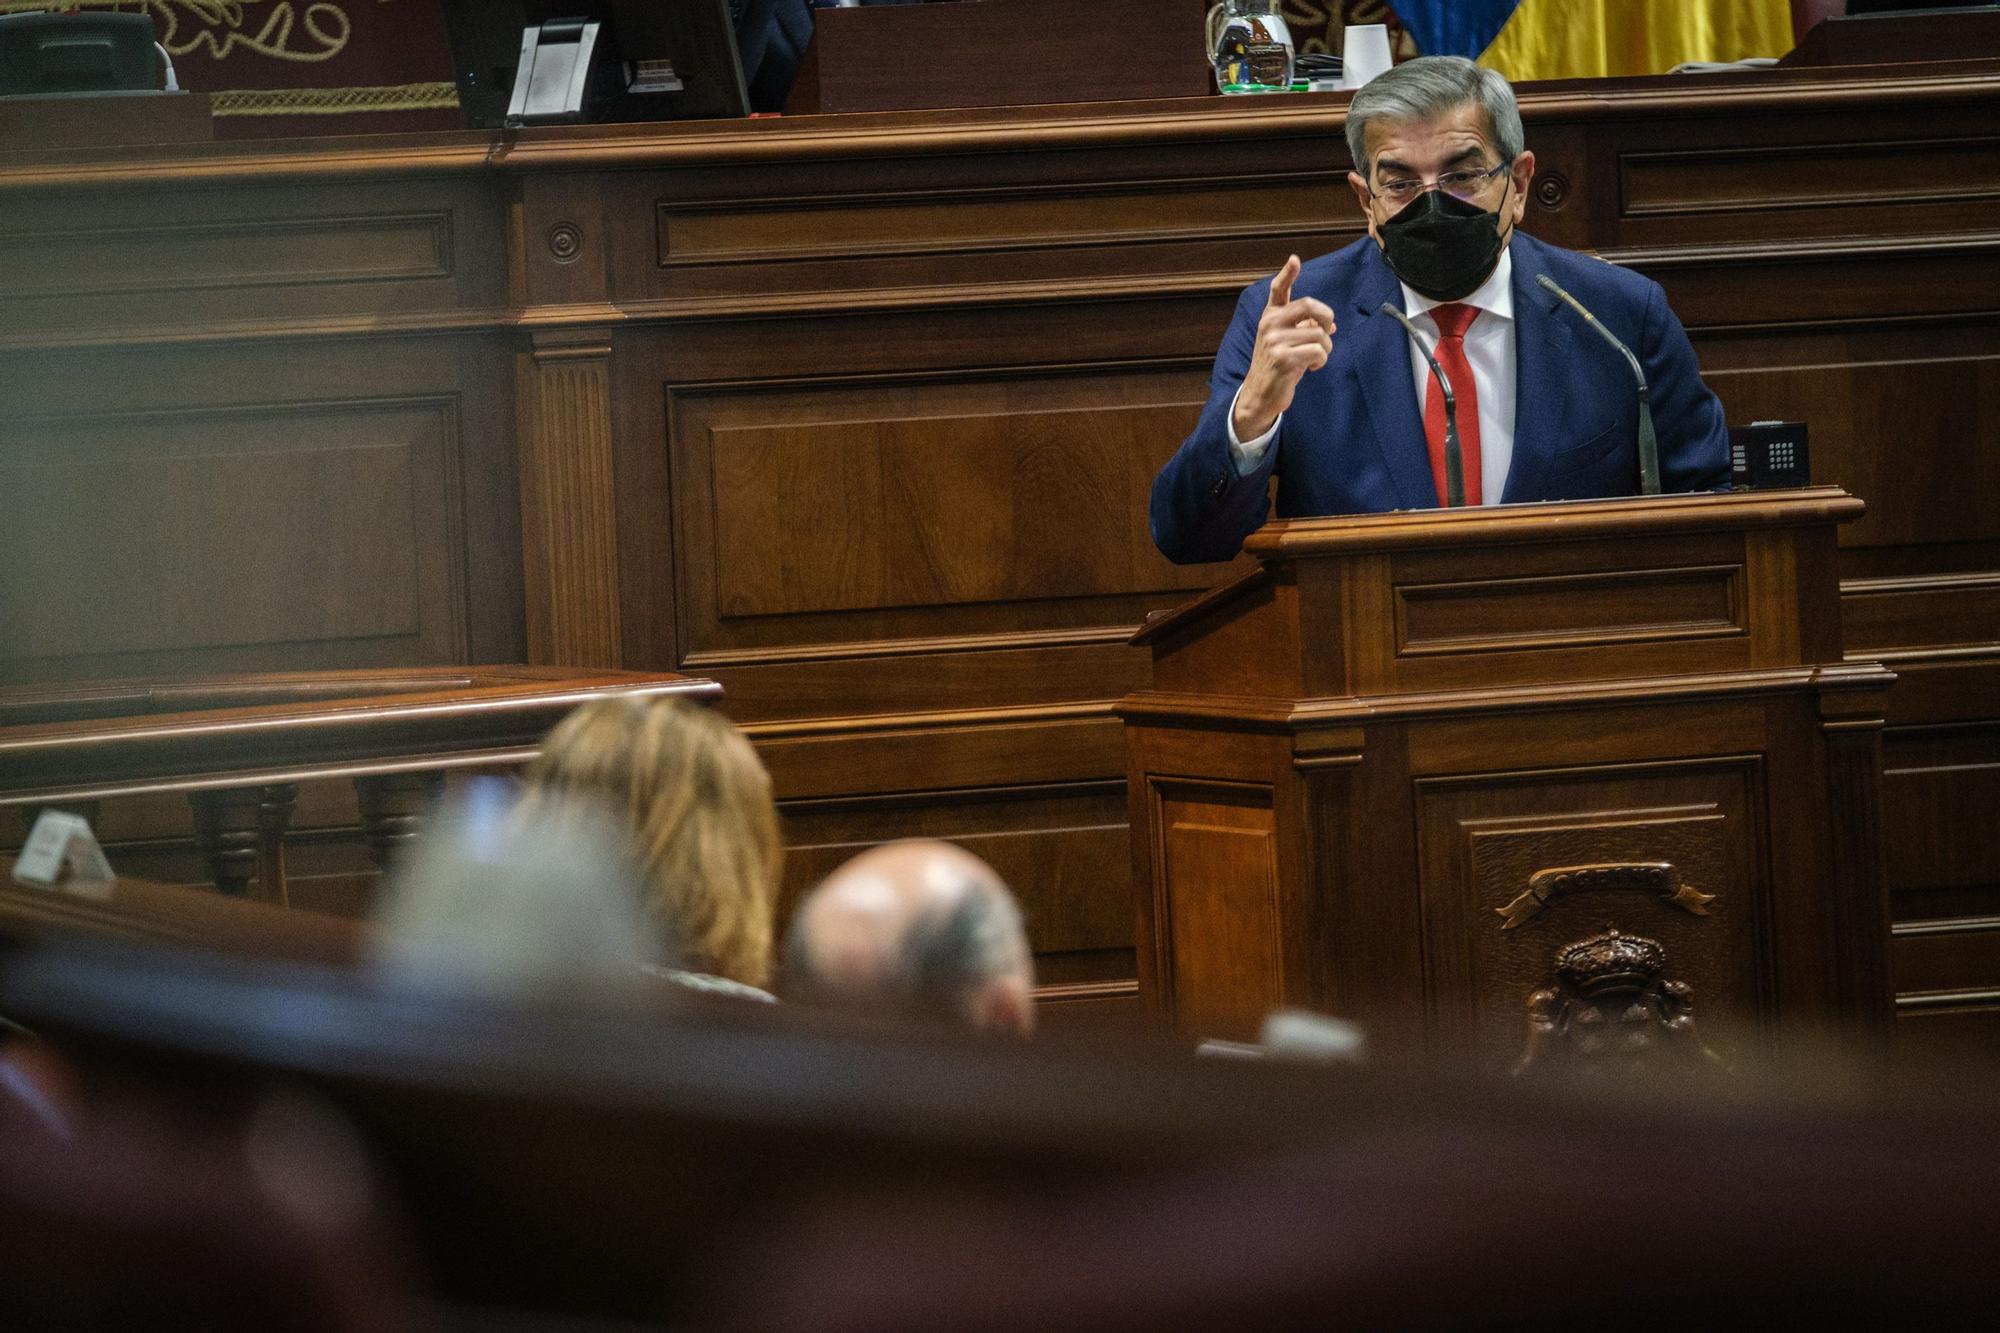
1377;302;1465;507
1535;273;1661;496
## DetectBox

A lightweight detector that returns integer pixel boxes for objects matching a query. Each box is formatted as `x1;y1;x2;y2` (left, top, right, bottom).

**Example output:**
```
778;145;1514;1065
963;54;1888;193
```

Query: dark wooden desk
2;59;1996;1036
0;875;364;966
0;667;715;905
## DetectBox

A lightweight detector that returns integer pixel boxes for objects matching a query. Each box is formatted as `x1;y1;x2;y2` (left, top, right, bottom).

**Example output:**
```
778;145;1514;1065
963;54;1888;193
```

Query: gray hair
1345;55;1524;179
782;868;1032;1023
900;880;1030;1018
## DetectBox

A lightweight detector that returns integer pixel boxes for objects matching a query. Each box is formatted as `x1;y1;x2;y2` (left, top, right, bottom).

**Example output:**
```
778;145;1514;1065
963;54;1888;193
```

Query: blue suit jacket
1149;233;1731;564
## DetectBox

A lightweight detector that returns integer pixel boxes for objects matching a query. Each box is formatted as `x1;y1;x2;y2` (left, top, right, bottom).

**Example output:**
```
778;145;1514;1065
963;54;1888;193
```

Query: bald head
783;840;1035;1035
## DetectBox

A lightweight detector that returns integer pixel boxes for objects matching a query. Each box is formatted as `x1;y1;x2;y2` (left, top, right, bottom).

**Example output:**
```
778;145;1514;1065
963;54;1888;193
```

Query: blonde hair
521;696;780;987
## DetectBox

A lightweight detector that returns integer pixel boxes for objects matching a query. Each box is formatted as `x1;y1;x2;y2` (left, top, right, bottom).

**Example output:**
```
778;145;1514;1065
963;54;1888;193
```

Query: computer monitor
0;12;157;97
440;0;750;129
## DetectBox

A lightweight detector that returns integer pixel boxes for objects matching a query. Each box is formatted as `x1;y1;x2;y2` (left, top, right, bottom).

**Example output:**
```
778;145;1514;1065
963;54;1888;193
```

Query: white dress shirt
1228;247;1519;506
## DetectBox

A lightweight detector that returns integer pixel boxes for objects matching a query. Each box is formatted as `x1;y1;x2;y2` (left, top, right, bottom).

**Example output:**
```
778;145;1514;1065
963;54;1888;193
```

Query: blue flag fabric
1387;1;1524;59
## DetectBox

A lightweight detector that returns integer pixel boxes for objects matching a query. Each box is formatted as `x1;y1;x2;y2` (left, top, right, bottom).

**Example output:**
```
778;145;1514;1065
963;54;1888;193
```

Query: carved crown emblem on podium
1553;928;1666;997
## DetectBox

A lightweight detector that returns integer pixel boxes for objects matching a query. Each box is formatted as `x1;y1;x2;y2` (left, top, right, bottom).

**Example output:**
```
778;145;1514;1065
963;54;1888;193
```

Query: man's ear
1347;170;1379;242
1507;149;1536;228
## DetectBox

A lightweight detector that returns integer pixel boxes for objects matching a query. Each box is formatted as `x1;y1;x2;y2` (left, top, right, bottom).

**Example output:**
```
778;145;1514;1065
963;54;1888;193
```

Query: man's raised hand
1231;254;1336;443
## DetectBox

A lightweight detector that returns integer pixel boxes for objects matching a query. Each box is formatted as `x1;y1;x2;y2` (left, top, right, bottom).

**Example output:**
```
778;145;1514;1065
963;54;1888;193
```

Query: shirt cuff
1226;387;1280;477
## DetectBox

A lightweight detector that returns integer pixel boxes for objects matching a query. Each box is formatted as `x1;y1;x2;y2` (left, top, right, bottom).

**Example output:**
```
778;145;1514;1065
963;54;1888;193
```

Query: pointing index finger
1267;254;1301;309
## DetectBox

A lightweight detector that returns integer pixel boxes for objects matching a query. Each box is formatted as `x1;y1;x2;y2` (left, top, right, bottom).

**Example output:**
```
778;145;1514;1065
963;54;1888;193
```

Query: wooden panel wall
1561;76;2000;1043
0;154;522;680
4;64;1998;1033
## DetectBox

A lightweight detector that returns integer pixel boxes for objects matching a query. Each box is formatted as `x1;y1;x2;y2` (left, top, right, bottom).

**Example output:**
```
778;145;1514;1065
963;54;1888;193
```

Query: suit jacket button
1211;475;1229;498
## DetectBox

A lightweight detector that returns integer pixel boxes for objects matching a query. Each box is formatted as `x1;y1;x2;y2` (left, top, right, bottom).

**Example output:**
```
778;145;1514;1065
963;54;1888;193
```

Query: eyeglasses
1371;160;1512;209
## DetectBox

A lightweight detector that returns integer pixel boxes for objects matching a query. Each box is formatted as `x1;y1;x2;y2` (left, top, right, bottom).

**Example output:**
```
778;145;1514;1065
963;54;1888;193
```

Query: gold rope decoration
209;80;459;116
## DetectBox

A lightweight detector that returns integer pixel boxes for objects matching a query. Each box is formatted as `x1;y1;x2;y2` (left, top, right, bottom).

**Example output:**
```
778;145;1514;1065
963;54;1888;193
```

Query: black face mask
1376;179;1511;302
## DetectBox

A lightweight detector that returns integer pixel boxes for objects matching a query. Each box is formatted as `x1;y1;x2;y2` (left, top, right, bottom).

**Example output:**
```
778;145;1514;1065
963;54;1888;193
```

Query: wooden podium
1120;489;1896;1067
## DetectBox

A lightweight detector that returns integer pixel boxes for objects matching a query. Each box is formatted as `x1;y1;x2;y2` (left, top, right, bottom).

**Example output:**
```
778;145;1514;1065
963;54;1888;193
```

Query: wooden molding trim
1244;488;1867;558
0;136;494;193
1880;714;2000;744
680;625;1145;671
487;101;1347;173
1844;571;2000;597
482;67;2000;172
663;355;1217;401
741;700;1117;743
1293;753;1366;772
1606;230;2000;272
617;269;1275;323
0;269;1261;355
528;328;615;363
655;168;1340;218
1892;916;2000;939
12;61;1991;193
1896;987;2000;1011
1114;693;1302;731
1033;979;1141;1004
4;748;545;810
1657;309;2000;338
1130;566;1273;648
777;777;1125;818
1851;645;2000;667
1120;663;1899;729
658;204;1351;270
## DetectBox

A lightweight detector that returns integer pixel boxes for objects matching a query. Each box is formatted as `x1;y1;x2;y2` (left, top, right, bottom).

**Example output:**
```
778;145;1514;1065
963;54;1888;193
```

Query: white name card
11;810;116;897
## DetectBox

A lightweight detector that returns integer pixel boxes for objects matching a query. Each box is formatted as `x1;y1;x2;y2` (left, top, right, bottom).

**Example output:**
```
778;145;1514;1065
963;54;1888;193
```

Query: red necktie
1422;302;1483;507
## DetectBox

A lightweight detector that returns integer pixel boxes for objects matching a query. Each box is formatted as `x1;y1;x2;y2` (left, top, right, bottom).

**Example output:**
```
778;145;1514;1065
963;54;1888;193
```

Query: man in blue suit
1151;56;1730;565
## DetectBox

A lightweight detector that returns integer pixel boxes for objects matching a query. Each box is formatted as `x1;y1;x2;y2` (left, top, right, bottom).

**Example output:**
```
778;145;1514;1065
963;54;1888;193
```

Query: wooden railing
0;667;717;903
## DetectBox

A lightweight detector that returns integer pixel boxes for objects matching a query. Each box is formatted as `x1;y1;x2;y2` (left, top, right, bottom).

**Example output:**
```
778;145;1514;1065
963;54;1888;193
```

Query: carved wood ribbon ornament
1495;861;1717;930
